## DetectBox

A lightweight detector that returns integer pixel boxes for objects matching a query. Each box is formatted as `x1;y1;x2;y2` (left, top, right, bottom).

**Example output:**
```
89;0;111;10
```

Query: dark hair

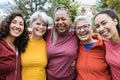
94;9;120;36
0;12;29;53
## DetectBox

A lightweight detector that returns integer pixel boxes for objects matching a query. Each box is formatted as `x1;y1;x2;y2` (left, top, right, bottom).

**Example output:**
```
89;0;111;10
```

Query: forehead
95;14;112;23
76;19;89;26
54;10;69;17
13;16;24;22
32;19;46;24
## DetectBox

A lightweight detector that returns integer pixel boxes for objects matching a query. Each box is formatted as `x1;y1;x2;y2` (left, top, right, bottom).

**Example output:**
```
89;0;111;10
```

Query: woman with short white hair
21;11;51;80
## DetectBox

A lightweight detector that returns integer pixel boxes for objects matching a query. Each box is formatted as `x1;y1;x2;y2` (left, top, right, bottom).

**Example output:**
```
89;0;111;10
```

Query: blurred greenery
13;0;80;23
96;0;120;17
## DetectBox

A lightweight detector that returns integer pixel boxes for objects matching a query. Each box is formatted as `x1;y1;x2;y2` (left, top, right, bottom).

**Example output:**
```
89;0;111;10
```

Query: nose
97;25;105;34
58;20;63;24
80;27;85;32
15;23;21;28
99;26;104;31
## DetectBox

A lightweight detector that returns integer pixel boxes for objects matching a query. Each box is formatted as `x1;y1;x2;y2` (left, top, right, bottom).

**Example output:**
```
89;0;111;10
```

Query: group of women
0;5;120;80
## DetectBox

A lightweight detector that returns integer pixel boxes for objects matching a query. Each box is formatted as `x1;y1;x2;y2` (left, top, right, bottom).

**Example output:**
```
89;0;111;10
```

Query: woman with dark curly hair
0;12;29;80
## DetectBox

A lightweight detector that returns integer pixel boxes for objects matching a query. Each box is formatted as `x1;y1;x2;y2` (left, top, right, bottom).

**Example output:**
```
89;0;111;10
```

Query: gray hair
30;11;52;26
74;15;91;26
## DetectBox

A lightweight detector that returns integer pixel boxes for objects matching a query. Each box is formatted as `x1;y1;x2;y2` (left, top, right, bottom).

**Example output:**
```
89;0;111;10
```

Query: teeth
79;32;88;38
36;28;44;33
80;31;87;36
101;29;108;37
12;27;21;33
80;34;88;38
13;30;19;33
12;28;20;33
58;26;65;29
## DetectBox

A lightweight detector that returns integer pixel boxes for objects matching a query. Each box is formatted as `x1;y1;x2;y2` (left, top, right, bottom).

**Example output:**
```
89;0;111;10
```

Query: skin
30;19;47;40
76;19;94;44
5;16;24;51
9;16;24;38
54;10;71;36
94;14;120;43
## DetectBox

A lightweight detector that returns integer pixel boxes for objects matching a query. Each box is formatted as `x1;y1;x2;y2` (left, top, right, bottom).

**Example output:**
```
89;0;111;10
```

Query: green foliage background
13;0;80;23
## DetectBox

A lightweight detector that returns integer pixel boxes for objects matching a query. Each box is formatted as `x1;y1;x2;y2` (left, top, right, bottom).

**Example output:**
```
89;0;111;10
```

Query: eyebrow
101;20;106;24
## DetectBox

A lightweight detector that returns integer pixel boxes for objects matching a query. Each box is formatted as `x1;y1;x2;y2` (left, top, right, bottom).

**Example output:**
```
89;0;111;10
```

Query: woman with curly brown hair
0;12;29;80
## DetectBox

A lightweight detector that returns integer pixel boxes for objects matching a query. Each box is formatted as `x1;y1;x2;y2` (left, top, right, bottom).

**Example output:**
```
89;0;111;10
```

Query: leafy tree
13;0;79;23
96;0;120;16
13;0;48;21
96;0;108;10
48;0;80;21
107;0;120;15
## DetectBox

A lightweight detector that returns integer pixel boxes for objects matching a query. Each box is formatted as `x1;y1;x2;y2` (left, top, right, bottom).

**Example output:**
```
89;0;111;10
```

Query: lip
80;33;88;38
12;27;21;33
78;31;88;38
100;28;109;38
58;26;65;29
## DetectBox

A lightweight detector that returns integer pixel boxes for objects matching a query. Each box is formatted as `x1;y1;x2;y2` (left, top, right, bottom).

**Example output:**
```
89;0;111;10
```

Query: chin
36;32;45;36
80;38;88;41
57;30;66;34
12;34;22;37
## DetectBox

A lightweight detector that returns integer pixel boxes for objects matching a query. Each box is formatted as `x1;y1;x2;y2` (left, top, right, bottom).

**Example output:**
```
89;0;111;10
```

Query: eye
19;22;24;26
20;23;23;26
54;18;59;21
61;18;66;21
43;24;47;27
83;25;88;28
11;20;16;24
101;22;107;25
76;27;80;30
36;23;40;25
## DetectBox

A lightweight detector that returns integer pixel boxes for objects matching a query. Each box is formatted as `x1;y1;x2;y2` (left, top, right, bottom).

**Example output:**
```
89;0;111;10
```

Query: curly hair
0;12;29;53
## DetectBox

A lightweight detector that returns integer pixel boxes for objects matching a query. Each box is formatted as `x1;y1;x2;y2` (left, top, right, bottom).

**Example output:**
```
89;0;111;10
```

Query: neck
110;33;120;43
4;36;16;51
110;37;120;43
82;38;97;44
31;34;43;40
57;30;69;37
4;36;15;44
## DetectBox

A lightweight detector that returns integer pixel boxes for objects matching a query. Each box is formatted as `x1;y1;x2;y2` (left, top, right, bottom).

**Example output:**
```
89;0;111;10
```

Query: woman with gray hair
46;5;79;80
74;15;111;80
21;11;51;80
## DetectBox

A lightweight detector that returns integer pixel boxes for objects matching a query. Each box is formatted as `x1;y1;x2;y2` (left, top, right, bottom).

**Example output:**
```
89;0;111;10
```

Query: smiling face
54;10;71;35
76;19;93;43
94;14;118;40
30;19;47;37
9;16;24;38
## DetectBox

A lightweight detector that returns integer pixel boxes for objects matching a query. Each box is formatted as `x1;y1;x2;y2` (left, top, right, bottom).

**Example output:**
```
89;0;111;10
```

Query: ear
113;18;118;26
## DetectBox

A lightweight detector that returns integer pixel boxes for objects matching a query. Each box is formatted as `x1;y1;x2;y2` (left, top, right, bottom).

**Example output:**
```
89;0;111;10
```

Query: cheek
76;31;80;35
66;20;71;25
44;27;47;32
21;26;24;32
54;21;57;24
95;28;99;33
